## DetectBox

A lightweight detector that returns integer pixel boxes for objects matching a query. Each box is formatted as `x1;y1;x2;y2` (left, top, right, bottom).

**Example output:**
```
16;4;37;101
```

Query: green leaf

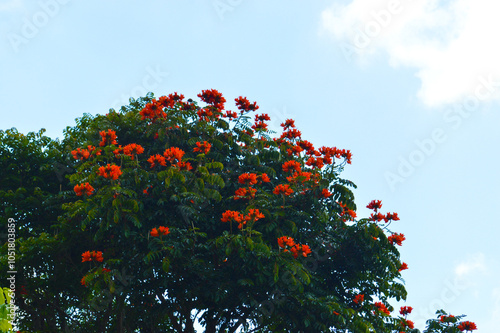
162;257;170;273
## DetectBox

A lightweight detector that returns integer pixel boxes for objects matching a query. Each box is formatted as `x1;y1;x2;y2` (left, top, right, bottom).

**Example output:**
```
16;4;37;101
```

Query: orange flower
164;147;185;163
400;306;413;316
286;145;304;156
374;302;390;315
282;160;301;173
177;161;193;171
238;173;258;185
150;228;159;237
245;209;265;222
401;319;415;329
234;96;258;112
81;251;92;262
277;236;295;248
388;233;406;246
81;250;103;262
123;143;144;159
81;275;88;286
458;321;477;331
384;212;400;222
221;210;244;223
71;148;90;160
440;315;455;323
74;183;94;196
150;226;170;237
199;89;227;110
234;187;256;200
399;262;409;272
99;129;118;147
280;128;301;140
367;200;382;211
140;98;167;121
273;184;293;196
370;212;385;222
353;294;364;304
321;188;332;198
148;154;167;168
280;119;295;129
301;244;312;257
259;173;270;183
193;141;212;154
98;164;122;180
305;157;324;169
286;171;312;183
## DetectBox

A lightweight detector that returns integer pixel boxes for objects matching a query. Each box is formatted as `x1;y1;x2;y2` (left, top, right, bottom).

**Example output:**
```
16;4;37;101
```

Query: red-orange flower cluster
193;141;212;154
273;184;293;196
305;156;323;169
99;129;117;147
353;294;364;304
374;302;391;315
440;314;455;323
282;160;301;173
277;236;311;258
400;319;415;329
318;146;352;164
221;209;264;229
71;148;90;160
98;164;122;180
370;212;385;222
234;187;257;200
251;121;268;131
399;262;409;272
221;210;244;223
235;96;259;112
384;212;400;222
280;128;302;141
123;143;144;159
400;306;413;316
388;233;406;246
81;250;103;262
223;110;238;119
140;97;171;121
74;183;94;196
367;199;382;211
280;119;295;129
259;173;270;183
238;173;258;185
321;188;333;198
458;321;477;331
164;147;185;163
245;209;265;222
148;154;167;168
81;275;88;286
338;201;357;220
150;226;170;237
198;89;226;110
197;108;217;121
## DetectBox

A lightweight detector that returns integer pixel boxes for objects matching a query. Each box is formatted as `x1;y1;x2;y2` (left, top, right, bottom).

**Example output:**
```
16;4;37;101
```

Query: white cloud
0;0;23;12
321;0;500;107
454;252;487;278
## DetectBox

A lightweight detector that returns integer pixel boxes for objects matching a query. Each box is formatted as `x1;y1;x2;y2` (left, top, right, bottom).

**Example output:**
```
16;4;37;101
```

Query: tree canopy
0;90;476;332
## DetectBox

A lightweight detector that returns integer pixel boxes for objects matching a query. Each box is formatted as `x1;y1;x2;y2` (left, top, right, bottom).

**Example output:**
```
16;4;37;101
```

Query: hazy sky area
1;0;499;330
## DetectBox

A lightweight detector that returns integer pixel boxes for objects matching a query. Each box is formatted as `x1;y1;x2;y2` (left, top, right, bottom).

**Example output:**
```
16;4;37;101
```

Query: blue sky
2;0;499;330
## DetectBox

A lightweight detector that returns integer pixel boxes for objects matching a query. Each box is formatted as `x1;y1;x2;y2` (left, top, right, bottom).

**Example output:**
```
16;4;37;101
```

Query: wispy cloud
0;0;23;12
321;0;500;107
454;252;487;278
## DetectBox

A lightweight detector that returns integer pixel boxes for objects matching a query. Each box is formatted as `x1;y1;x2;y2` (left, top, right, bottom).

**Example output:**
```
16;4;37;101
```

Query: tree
1;90;476;332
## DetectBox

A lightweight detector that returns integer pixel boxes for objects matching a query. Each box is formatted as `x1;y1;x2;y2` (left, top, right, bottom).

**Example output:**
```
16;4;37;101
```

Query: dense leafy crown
0;90;476;332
